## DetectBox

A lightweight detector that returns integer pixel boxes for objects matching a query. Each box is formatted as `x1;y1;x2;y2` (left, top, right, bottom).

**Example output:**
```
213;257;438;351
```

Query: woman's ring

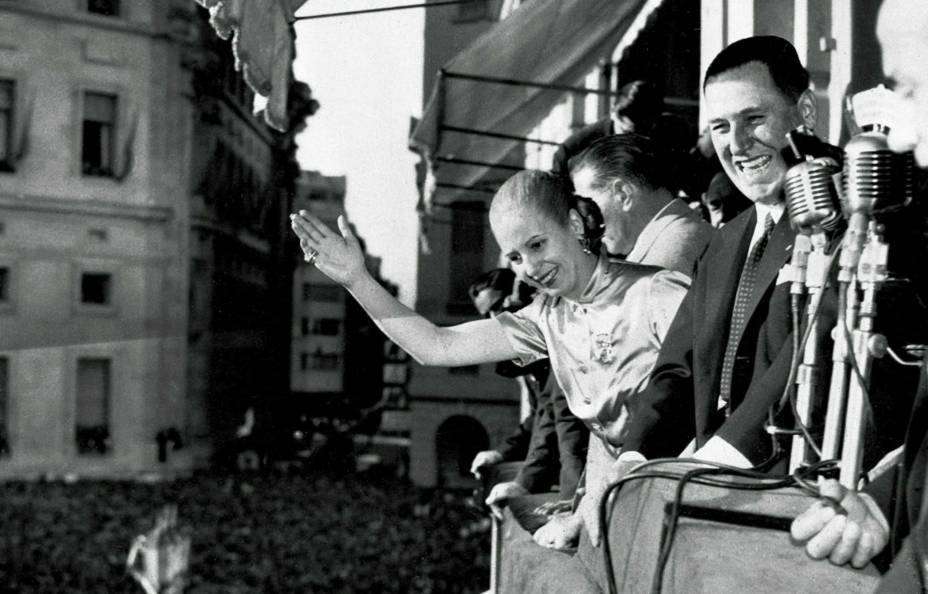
305;248;319;265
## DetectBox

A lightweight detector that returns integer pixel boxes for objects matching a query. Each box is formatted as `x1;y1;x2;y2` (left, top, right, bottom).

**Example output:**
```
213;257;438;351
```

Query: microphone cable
600;457;822;594
766;245;840;459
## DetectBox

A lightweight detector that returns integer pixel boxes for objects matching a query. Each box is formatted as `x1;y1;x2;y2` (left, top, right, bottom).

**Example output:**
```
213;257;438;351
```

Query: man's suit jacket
626;198;714;277
622;206;800;463
516;377;589;499
494;361;548;463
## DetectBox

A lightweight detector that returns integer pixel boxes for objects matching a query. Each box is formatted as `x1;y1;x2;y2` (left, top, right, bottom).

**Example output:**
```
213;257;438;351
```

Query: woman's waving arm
291;210;518;366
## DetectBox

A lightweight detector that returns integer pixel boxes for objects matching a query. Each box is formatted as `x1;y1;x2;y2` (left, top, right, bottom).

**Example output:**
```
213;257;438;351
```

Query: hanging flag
194;0;307;131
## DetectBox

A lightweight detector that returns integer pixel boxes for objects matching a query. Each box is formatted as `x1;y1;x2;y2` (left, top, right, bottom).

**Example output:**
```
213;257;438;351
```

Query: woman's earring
578;235;592;254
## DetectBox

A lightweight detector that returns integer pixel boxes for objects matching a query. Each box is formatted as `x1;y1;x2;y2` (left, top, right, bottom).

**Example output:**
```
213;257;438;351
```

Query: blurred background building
291;172;349;400
0;0;314;476
407;0;526;488
289;170;395;437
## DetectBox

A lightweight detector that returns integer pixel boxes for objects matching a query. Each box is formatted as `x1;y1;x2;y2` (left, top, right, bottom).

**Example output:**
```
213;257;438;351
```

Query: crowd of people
291;0;928;590
0;472;491;593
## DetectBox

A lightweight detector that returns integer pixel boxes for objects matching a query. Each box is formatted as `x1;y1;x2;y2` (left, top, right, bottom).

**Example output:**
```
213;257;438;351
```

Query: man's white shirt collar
750;202;785;245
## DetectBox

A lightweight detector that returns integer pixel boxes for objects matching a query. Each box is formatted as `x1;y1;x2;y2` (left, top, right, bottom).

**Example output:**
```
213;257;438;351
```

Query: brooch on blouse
594;332;616;364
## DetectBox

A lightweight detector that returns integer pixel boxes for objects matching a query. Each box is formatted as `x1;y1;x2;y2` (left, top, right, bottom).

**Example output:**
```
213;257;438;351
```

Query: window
447;203;485;313
87;0;120;16
304;283;342;302
76;358;111;455
0;80;13;171
0;357;8;457
81;92;117;177
0;267;8;303
310;351;340;370
81;272;111;305
299;352;309;371
300;317;310;336
311;318;341;336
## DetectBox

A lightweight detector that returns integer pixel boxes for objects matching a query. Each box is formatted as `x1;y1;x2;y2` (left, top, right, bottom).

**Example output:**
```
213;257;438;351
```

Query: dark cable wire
842;310;877;425
599;456;844;594
650;465;725;593
769;248;839;458
600;458;802;594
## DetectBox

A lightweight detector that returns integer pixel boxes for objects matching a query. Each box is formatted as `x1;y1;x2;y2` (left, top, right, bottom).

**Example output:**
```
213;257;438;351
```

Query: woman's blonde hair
490;170;604;252
490;170;574;226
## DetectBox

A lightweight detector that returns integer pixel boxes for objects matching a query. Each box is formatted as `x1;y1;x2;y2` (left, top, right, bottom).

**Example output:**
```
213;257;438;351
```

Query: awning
409;0;652;201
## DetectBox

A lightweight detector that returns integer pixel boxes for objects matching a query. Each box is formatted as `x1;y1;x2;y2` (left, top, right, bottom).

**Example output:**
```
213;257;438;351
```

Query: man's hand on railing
470;450;504;478
485;481;528;520
790;478;889;568
532;512;582;550
580;456;642;546
532;498;573;516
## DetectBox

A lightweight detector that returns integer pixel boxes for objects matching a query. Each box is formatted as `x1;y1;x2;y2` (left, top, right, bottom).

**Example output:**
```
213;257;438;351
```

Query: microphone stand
821;214;866;461
780;132;843;471
838;221;889;488
789;233;829;471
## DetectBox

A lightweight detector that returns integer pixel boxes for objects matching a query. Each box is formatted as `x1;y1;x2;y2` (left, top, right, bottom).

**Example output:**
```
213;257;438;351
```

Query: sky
292;0;425;306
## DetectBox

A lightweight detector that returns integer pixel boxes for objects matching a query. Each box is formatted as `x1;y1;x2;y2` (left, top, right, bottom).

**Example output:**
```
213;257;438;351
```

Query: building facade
0;0;309;477
291;171;348;399
290;171;393;430
409;1;528;488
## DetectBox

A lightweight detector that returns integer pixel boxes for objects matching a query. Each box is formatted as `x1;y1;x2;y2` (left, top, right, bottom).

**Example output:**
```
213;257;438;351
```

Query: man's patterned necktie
719;214;775;409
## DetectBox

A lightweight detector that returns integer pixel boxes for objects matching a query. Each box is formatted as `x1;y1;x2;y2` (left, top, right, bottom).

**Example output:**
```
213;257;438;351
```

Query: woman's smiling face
490;204;594;302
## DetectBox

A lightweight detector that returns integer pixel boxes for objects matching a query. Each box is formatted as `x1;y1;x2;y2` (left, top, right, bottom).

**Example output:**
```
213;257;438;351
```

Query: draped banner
195;0;307;131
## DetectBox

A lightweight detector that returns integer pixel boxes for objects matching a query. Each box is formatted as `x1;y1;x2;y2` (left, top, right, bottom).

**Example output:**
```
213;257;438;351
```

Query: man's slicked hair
569;133;670;194
703;35;810;102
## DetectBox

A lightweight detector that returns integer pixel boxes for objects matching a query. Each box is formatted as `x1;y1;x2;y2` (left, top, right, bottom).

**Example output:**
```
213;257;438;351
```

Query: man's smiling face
705;61;809;205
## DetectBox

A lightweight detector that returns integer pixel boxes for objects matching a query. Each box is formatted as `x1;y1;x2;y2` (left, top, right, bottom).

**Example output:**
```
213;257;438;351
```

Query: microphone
783;128;843;294
839;130;915;280
782;128;843;471
834;119;915;487
784;155;843;235
842;130;914;217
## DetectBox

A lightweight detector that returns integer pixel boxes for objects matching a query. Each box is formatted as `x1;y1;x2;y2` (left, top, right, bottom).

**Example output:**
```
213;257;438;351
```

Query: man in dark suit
790;1;928;589
619;36;819;467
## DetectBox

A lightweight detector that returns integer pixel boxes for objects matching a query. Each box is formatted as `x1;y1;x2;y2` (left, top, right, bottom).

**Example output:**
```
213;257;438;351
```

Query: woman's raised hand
290;211;366;288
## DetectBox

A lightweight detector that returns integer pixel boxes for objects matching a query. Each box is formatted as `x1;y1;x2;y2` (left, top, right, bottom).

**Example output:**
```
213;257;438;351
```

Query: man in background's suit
569;133;714;277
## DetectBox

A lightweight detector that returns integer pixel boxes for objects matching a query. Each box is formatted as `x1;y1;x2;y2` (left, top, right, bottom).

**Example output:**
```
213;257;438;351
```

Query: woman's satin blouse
496;254;690;445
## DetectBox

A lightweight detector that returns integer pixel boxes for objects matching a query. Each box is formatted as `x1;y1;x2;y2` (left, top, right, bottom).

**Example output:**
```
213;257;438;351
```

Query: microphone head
784;156;843;235
842;131;915;217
